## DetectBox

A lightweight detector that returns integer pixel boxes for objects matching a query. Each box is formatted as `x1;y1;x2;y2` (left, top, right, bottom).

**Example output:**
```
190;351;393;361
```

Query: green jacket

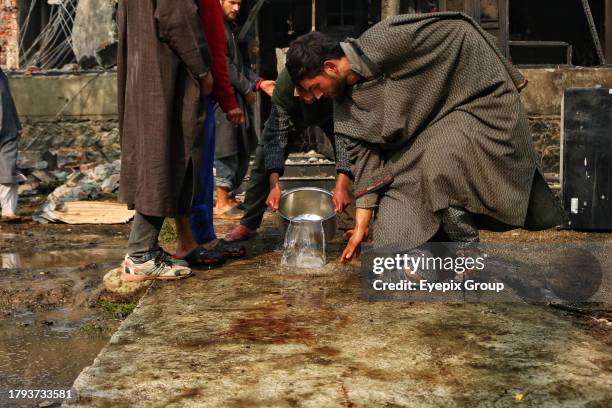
271;69;333;133
264;69;350;175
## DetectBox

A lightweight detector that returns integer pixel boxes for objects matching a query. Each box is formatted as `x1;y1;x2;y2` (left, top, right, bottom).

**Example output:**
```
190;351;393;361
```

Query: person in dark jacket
186;0;247;262
213;0;274;220
285;14;566;262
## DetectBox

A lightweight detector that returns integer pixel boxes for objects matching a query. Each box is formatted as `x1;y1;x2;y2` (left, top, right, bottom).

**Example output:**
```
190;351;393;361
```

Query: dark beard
328;77;346;98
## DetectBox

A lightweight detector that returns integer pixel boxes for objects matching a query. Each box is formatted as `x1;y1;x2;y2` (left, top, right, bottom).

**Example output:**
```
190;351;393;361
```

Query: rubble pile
285;150;334;165
16;146;121;222
36;160;121;223
17;145;119;194
20;124;120;164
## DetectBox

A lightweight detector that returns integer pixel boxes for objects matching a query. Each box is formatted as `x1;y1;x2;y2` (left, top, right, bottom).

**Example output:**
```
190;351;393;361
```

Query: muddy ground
0;196;131;408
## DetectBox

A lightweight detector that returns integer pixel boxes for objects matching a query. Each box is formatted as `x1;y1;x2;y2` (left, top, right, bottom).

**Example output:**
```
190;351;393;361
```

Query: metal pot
277;187;337;241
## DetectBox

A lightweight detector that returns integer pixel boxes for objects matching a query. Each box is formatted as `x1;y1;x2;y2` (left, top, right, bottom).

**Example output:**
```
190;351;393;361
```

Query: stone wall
8;71;117;118
520;67;612;116
19;118;120;163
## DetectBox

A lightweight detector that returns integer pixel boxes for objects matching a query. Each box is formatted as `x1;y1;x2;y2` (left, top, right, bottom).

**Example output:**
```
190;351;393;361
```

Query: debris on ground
55;147;89;169
35;160;122;223
16;144;119;199
285;151;334;165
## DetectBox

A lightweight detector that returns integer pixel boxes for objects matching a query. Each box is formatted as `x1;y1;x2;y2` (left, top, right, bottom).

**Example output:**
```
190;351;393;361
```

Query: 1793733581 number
8;389;72;400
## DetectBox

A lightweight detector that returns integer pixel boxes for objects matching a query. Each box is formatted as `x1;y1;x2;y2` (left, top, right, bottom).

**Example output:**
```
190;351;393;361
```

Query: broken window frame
399;0;440;14
18;0;78;70
315;0;372;39
438;0;509;57
507;0;610;67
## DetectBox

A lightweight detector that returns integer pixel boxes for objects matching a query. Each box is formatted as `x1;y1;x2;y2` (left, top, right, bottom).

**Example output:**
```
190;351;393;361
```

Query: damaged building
0;0;611;186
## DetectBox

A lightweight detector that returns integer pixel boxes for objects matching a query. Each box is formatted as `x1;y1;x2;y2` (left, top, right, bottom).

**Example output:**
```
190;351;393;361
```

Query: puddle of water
0;247;126;270
0;247;128;405
0;308;113;405
281;219;326;269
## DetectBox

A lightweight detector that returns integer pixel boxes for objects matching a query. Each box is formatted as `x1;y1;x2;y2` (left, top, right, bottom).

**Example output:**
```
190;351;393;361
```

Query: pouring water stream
281;214;327;269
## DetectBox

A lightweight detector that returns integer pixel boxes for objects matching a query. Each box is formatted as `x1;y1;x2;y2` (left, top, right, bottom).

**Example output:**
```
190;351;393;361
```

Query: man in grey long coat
0;68;22;222
213;0;273;219
117;0;218;281
285;13;567;261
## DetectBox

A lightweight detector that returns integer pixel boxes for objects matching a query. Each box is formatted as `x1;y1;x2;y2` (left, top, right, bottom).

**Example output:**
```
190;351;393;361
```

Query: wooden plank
51;201;134;225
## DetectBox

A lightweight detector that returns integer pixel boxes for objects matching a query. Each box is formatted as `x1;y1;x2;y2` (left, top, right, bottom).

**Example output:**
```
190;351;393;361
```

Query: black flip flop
180;246;225;268
212;239;246;258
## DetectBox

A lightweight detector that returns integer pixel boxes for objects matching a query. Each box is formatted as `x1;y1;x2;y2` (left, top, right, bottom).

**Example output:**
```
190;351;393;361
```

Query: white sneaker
121;251;192;282
158;250;189;267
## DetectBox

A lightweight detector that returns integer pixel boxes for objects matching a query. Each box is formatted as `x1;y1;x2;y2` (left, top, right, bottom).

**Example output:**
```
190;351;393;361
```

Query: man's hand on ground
259;80;276;97
340;208;373;264
244;91;257;105
199;72;214;96
226;108;245;126
340;227;368;264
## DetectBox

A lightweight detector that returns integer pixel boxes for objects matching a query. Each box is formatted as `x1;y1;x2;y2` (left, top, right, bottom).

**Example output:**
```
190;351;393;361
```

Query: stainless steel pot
277;187;337;241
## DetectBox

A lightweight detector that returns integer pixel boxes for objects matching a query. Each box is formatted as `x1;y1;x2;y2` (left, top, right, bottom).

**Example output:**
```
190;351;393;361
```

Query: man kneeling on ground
285;13;566;262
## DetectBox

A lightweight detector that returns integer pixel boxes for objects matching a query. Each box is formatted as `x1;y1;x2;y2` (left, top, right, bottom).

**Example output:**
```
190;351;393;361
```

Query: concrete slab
65;227;611;407
7;72;117;120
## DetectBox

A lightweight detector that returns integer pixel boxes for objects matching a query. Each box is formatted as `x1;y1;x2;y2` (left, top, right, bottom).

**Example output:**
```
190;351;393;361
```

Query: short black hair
286;31;344;85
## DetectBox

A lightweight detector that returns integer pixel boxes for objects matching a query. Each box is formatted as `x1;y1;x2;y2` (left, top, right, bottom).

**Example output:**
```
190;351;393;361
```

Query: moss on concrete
99;300;135;320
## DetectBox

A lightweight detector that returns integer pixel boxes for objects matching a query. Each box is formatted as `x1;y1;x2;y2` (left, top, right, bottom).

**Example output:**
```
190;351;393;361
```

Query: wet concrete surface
63;219;611;407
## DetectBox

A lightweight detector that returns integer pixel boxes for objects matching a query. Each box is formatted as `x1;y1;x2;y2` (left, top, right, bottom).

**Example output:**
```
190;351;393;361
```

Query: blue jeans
190;97;216;244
